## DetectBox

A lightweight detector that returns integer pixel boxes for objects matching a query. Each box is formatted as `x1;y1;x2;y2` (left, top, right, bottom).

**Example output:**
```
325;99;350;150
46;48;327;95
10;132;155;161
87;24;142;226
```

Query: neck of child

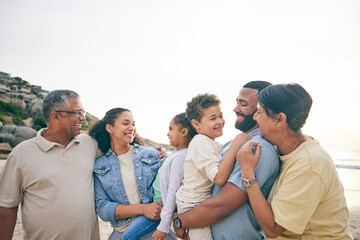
176;139;191;151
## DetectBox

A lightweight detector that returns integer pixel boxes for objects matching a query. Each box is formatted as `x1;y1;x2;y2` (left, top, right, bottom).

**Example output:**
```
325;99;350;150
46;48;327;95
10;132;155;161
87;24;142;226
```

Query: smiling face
192;104;225;140
57;98;85;139
233;87;259;133
106;111;136;146
167;119;184;148
253;104;278;142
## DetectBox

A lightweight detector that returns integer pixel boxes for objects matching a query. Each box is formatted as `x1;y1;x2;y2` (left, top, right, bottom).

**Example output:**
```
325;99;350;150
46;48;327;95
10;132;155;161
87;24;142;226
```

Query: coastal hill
0;71;173;158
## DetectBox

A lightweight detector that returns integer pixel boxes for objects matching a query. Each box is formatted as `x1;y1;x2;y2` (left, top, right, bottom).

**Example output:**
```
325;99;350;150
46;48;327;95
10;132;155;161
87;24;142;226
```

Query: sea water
0;150;359;190
329;150;360;192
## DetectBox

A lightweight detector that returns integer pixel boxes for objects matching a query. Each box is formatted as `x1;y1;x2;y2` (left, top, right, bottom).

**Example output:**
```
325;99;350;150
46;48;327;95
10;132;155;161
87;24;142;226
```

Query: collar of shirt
36;128;80;152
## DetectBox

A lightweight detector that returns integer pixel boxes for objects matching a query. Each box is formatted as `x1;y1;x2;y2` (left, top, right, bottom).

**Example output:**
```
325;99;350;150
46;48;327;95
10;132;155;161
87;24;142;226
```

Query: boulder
27;99;43;119
0;125;17;134
22;117;34;128
14;126;37;140
0;125;37;147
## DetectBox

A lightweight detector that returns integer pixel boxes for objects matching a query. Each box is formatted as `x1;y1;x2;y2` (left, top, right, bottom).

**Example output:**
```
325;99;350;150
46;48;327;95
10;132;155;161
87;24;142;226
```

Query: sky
0;0;359;152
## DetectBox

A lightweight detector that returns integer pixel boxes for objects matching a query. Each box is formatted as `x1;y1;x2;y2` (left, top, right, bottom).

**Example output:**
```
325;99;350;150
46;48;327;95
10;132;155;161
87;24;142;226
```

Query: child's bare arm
213;133;252;186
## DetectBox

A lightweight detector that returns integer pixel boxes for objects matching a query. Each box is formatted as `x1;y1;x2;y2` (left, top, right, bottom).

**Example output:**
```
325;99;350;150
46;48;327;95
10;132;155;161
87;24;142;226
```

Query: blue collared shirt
93;144;161;228
211;128;280;240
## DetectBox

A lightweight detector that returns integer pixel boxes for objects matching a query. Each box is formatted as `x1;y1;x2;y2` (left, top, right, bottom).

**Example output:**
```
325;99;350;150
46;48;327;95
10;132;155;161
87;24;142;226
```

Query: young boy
175;93;251;240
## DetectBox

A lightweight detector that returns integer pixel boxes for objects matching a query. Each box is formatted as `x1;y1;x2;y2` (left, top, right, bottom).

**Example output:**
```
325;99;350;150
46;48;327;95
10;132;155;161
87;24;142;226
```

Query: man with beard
173;81;281;240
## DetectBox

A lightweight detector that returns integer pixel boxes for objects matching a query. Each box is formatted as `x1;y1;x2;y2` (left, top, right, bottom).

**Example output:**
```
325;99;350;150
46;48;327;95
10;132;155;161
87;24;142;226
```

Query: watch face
242;179;250;187
174;218;181;229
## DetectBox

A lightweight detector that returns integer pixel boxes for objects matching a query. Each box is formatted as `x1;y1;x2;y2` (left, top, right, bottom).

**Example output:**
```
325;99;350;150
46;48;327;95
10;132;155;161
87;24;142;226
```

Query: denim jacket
93;144;161;228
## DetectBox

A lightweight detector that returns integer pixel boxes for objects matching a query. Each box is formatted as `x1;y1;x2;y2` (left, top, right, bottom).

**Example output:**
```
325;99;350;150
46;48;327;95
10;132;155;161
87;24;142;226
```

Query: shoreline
10;190;360;239
1;162;359;239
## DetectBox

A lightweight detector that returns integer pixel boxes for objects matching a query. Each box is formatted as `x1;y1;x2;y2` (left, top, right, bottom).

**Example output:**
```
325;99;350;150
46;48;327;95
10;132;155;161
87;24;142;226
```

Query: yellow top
268;139;353;239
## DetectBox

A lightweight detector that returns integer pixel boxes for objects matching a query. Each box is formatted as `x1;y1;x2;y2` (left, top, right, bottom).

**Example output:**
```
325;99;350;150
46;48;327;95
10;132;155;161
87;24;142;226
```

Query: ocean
329;150;360;192
1;150;359;191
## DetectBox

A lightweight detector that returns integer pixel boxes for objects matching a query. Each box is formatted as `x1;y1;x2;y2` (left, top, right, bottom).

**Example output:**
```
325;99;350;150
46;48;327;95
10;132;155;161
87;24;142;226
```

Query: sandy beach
1;161;359;239
9;190;360;239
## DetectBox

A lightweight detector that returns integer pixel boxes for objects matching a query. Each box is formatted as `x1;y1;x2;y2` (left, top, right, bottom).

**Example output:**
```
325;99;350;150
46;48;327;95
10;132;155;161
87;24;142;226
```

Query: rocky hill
0;71;173;158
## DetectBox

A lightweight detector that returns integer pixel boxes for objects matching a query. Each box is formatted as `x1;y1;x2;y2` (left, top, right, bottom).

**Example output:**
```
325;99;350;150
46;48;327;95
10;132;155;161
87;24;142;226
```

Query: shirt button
138;177;142;180
136;164;139;167
141;190;144;193
149;160;152;163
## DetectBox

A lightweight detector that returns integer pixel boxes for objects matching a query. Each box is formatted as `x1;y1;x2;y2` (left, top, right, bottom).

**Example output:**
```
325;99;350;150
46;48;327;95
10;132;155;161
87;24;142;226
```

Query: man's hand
152;229;168;240
0;206;18;240
143;201;163;220
172;212;189;239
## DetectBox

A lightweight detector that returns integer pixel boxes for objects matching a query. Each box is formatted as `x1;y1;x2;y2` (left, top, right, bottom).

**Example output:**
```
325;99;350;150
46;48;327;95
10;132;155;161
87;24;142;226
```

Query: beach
1;161;359;239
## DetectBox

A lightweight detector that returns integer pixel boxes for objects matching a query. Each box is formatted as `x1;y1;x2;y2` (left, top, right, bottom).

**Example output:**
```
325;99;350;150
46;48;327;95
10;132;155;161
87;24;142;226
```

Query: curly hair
88;108;144;153
186;93;221;122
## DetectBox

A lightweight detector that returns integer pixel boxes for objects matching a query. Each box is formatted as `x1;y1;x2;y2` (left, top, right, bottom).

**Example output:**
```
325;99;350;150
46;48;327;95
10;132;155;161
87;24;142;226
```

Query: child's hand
152;229;168;240
232;133;252;149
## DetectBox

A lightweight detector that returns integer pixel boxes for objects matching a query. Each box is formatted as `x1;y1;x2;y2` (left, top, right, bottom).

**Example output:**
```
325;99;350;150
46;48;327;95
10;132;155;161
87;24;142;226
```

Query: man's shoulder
10;137;38;153
77;133;96;142
76;133;98;148
250;135;277;154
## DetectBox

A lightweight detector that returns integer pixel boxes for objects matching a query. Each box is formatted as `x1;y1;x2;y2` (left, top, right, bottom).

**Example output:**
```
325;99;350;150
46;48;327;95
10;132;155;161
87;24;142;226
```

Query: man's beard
235;111;257;132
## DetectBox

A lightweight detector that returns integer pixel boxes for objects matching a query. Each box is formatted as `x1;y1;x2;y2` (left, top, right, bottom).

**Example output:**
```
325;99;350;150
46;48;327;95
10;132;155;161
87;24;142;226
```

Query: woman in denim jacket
89;108;176;240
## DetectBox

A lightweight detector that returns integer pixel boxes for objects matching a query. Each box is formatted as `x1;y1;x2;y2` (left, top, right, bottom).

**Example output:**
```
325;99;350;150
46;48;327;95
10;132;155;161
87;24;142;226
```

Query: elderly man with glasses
0;90;100;240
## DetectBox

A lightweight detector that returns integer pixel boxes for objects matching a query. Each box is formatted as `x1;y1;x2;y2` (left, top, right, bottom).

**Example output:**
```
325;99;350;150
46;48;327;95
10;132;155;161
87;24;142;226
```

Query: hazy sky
1;0;359;151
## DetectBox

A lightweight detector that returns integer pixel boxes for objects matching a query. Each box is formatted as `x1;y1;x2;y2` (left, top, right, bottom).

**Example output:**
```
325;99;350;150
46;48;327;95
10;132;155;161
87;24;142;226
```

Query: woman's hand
152;229;168;240
237;142;262;178
155;146;167;158
142;201;163;220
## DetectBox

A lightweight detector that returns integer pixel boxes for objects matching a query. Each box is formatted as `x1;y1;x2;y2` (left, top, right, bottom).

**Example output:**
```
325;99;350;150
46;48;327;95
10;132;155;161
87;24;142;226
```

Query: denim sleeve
227;139;280;193
94;172;118;223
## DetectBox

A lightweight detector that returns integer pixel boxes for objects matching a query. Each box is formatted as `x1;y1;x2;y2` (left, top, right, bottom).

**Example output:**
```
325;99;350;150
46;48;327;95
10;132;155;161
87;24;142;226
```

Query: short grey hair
43;90;80;122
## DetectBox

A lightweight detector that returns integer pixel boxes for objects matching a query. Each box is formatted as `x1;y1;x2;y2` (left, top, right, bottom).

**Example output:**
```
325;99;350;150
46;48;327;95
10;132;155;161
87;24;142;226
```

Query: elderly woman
237;83;353;239
89;108;176;240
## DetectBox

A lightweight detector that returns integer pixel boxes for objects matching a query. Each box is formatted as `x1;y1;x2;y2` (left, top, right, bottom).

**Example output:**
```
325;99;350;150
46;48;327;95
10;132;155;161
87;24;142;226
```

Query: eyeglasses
55;110;86;117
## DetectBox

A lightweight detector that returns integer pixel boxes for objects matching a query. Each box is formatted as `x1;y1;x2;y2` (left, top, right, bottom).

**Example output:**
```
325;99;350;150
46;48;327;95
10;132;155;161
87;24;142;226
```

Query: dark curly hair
186;93;221;122
89;108;144;153
172;112;197;140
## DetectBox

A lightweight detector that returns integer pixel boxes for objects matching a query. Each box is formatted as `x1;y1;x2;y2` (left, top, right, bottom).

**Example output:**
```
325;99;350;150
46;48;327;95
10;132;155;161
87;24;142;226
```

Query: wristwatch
242;177;258;188
174;216;182;229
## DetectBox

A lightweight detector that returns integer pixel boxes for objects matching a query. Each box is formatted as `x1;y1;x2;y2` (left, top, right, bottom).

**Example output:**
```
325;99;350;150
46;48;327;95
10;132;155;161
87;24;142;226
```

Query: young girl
151;112;196;240
128;112;195;240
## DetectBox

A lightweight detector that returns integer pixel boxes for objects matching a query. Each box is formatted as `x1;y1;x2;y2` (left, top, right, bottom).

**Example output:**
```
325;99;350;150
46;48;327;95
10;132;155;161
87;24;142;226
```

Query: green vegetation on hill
0;101;29;126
